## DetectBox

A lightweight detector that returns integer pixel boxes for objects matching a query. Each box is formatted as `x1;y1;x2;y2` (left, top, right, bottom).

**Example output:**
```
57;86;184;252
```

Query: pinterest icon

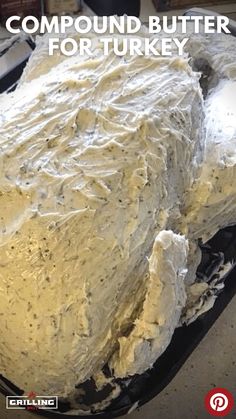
205;388;234;416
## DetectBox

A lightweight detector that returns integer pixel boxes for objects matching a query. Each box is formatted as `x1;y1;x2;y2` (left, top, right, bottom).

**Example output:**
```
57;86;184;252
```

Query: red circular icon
205;388;234;416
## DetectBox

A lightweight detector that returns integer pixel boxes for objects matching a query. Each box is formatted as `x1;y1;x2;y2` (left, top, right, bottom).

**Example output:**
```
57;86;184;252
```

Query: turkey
0;22;235;401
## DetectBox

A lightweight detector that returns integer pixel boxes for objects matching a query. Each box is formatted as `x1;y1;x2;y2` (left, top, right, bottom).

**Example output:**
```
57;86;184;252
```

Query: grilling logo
205;388;234;416
6;392;58;410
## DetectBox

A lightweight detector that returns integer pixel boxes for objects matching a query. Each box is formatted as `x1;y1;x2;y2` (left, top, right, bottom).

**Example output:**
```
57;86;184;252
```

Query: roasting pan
0;8;236;419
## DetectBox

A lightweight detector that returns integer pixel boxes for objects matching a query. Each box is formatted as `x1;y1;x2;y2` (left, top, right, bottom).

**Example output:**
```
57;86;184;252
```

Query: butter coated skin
0;28;202;397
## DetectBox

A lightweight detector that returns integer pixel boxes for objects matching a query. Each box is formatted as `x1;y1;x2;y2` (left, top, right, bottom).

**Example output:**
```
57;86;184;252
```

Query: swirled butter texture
0;24;236;400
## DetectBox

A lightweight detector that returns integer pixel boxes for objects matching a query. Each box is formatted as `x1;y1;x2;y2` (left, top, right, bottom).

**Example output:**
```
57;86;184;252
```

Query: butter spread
0;24;235;402
110;231;188;377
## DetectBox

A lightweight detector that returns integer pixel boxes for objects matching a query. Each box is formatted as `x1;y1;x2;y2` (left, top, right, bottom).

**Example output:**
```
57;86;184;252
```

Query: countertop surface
0;1;235;418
